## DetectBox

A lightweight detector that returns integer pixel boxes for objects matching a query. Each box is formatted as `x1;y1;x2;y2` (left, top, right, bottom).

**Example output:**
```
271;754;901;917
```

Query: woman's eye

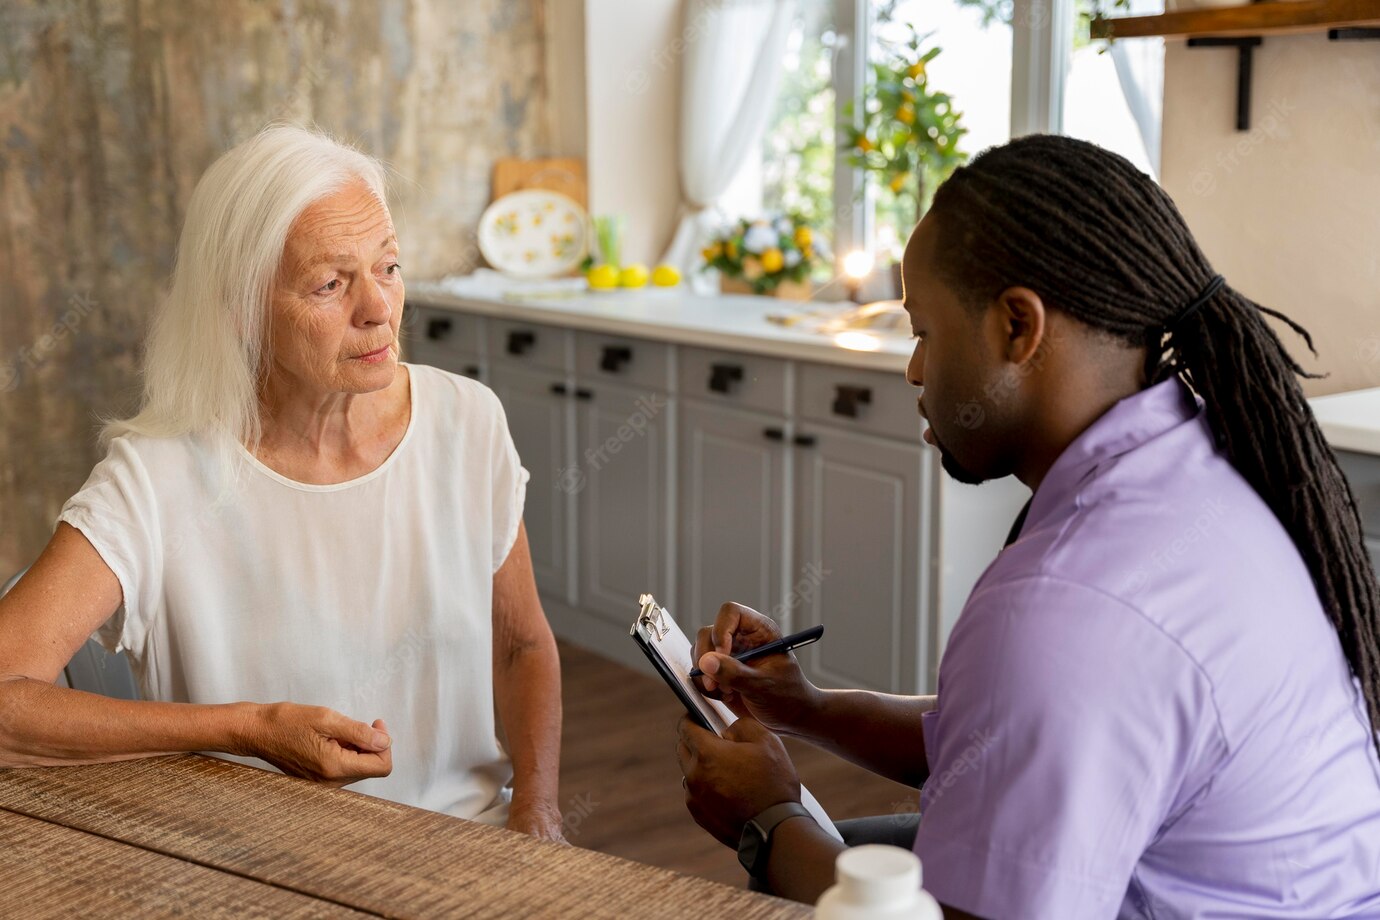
386;262;401;276
315;278;341;295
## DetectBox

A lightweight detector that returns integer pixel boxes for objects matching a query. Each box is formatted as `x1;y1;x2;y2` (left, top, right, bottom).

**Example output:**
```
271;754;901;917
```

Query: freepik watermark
623;2;713;95
0;291;99;393
891;727;999;823
951;325;1063;431
556;392;668;494
1189;97;1296;197
1125;496;1228;594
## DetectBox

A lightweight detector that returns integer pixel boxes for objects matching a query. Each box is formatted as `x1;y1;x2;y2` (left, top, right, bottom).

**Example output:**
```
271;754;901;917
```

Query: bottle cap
835;845;922;906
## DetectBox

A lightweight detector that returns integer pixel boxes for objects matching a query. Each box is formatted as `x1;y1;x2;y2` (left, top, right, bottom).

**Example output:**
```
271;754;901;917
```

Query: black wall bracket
1328;27;1380;40
1186;36;1264;132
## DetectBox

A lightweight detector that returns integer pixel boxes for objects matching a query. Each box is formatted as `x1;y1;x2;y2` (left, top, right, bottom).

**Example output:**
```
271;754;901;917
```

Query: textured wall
0;0;551;576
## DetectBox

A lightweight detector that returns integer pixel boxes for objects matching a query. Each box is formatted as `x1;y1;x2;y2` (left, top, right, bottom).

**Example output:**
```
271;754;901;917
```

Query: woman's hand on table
507;798;568;844
692;602;824;739
237;704;393;787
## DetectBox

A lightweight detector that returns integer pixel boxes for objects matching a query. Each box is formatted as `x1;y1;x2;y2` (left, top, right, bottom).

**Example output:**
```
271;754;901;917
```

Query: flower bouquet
702;215;829;300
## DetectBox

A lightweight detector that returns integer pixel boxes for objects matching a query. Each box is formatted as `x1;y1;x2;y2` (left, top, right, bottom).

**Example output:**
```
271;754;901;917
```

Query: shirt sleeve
56;437;163;657
913;575;1223;920
486;389;530;574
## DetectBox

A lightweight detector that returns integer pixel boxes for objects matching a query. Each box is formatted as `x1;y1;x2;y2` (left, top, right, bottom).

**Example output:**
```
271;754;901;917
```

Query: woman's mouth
352;343;391;364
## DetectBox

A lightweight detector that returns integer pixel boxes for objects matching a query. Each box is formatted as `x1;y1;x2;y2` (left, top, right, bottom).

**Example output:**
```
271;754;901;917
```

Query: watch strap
738;801;813;879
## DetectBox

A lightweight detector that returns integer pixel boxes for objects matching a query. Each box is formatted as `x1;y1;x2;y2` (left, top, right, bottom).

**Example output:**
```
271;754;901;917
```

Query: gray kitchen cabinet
678;399;788;629
487;361;577;604
793;425;929;694
575;377;675;627
406;305;484;380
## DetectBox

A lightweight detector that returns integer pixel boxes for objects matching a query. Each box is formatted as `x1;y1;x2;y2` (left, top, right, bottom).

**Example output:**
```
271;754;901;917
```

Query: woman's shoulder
408;362;505;422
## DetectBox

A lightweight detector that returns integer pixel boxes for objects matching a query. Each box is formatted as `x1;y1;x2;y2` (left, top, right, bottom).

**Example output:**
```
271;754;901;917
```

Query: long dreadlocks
928;134;1380;756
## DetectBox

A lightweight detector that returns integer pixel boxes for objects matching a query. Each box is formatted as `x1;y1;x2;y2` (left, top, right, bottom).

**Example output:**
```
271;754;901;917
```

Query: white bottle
815;845;943;919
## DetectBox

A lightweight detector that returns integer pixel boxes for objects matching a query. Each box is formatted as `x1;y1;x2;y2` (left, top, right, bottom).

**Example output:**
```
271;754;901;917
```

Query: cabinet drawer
575;331;672;391
1337;450;1380;539
405;305;483;360
677;347;788;415
796;363;918;442
486;319;571;372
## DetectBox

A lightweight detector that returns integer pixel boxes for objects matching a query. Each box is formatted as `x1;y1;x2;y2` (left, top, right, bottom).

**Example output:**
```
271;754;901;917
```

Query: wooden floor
554;640;917;886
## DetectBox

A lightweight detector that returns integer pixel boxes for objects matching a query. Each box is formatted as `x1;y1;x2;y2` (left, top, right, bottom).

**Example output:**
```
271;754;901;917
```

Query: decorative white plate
477;190;589;279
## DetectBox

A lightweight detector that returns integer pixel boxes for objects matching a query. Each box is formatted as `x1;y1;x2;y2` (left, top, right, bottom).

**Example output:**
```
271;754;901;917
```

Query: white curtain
661;0;797;293
1108;0;1165;175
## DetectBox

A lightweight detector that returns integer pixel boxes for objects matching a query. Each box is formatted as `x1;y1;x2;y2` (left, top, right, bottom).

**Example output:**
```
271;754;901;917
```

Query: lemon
652;264;681;287
897;103;915;125
619;263;650;288
587;264;619;290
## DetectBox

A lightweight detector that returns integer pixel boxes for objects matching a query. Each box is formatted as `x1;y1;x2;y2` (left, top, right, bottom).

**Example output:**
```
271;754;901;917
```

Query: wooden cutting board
492;156;588;208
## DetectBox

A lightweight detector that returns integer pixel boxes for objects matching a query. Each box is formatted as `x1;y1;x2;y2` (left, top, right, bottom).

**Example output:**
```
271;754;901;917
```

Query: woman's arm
491;522;565;841
0;523;393;784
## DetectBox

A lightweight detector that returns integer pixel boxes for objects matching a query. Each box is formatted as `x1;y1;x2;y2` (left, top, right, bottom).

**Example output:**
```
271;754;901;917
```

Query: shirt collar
1014;378;1203;541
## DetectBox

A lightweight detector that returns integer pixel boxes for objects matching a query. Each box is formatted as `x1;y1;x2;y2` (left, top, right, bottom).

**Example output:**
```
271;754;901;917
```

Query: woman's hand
507;798;568;844
692;602;825;738
238;703;393;787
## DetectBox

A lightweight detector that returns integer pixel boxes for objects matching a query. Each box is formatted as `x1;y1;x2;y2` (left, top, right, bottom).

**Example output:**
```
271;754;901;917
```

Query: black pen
688;624;825;678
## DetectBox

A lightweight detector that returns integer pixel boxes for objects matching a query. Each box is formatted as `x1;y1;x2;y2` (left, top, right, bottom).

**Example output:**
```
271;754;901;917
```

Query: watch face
737;821;766;875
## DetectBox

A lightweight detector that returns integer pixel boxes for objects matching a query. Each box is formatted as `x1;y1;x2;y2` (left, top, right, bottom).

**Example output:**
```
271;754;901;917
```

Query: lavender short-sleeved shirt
914;379;1380;919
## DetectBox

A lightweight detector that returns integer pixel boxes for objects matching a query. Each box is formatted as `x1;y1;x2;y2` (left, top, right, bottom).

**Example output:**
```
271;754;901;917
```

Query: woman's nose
354;276;393;326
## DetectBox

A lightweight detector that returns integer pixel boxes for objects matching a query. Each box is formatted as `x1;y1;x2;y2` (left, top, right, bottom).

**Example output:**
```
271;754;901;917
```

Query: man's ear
992;286;1046;367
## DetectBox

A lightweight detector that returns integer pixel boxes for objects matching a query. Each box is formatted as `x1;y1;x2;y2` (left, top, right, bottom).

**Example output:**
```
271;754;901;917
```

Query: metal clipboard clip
635;592;670;642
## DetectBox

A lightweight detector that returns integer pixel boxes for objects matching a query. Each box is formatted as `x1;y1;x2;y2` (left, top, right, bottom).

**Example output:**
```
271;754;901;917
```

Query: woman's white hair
104;124;390;453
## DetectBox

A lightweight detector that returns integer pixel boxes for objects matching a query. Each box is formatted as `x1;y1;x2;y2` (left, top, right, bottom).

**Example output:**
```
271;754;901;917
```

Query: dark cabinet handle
763;427;785;441
600;345;633;373
832;384;873;418
794;434;817;448
426;318;452;341
507;330;536;356
708;363;744;394
550;382;568;395
575;388;593;401
463;364;481;378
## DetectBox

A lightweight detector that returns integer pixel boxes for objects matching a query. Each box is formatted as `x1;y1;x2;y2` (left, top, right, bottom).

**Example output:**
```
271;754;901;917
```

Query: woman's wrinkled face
268;179;404;395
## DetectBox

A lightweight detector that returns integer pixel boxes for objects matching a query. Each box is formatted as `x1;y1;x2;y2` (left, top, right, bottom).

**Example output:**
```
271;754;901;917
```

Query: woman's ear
993;286;1047;369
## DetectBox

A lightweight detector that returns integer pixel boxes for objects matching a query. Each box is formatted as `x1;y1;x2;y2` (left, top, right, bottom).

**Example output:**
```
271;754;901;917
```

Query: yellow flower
794;225;812;249
761;248;784;273
725;240;739;260
802;244;813;261
890;173;907;194
902;88;915;103
702;242;722;261
856;135;874;153
897;103;915;125
907;61;926;80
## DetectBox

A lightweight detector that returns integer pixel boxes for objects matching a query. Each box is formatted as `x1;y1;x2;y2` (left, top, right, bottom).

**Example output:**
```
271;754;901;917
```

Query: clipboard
630;593;843;841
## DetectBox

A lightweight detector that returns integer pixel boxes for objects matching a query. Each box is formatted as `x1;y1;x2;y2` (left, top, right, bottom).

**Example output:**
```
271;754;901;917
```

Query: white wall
583;0;684;266
1160;33;1380;397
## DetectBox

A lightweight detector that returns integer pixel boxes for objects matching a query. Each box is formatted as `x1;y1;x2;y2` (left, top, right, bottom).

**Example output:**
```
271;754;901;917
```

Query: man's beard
930;428;987;485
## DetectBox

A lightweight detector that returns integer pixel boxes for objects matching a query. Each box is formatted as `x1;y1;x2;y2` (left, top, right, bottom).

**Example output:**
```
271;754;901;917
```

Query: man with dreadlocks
674;135;1380;918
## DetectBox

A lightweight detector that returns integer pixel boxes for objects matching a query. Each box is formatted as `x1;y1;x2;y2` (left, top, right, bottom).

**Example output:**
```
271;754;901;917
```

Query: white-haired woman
0;126;565;839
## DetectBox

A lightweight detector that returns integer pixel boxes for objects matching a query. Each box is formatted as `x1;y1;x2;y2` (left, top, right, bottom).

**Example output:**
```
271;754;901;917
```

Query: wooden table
0;754;812;918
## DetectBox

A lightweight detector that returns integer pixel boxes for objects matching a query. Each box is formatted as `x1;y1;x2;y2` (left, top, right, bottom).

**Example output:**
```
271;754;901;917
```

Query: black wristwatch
737;801;813;880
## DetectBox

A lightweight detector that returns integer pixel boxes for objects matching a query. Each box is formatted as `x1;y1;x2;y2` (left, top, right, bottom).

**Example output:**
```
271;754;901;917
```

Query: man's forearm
493;636;563;808
765;815;847;904
791;690;935;788
0;677;253;767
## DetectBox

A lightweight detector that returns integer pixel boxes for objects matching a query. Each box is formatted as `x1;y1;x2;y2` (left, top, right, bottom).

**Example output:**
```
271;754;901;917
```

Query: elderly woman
0;126;564;839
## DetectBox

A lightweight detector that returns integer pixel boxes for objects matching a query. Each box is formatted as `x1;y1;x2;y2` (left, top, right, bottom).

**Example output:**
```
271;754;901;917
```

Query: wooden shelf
1091;0;1380;39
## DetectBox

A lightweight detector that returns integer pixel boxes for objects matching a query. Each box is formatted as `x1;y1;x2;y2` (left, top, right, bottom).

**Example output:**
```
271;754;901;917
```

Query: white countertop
1309;387;1380;456
408;279;1380;456
406;280;914;373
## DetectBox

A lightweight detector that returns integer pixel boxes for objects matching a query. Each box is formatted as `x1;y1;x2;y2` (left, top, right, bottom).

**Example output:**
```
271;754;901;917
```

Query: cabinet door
576;381;674;625
678;400;787;627
487;364;576;603
794;427;929;694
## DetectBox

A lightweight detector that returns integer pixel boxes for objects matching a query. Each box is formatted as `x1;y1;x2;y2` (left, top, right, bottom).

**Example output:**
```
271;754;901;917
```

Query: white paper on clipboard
631;594;844;842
